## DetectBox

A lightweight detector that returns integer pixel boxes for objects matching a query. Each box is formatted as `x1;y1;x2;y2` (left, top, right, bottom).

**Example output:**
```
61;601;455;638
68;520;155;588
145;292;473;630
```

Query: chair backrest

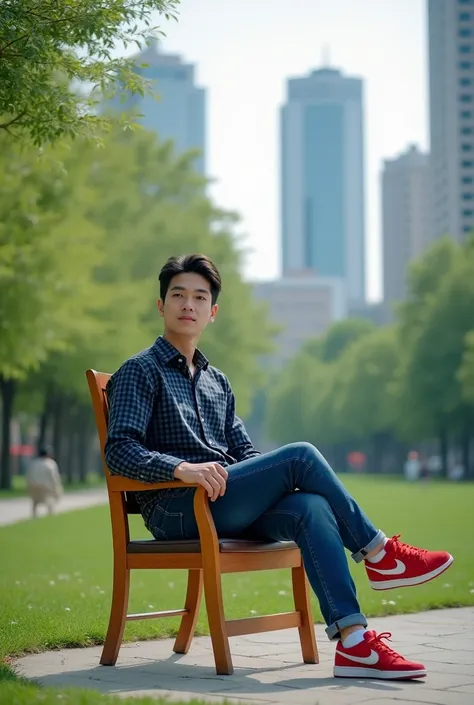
86;369;111;471
86;369;140;516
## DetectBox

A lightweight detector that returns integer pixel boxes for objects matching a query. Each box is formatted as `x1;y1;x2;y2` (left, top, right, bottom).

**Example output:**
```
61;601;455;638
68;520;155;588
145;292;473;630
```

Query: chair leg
173;569;203;654
292;565;319;664
202;559;233;675
100;563;130;666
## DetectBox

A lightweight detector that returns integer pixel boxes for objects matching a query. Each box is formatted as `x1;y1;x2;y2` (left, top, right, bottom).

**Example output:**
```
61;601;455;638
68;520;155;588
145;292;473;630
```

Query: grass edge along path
1;475;473;703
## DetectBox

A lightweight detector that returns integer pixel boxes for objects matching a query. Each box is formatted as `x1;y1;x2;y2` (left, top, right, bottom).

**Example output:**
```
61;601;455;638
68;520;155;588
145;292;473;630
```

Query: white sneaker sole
334;666;427;679
368;554;454;591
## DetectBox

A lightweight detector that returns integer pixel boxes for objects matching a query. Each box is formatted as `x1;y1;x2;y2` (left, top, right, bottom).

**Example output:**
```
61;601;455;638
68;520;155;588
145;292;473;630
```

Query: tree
400;246;474;475
459;331;474;405
333;327;401;472
301;317;375;363
4;126;274;489
0;135;108;488
0;0;179;145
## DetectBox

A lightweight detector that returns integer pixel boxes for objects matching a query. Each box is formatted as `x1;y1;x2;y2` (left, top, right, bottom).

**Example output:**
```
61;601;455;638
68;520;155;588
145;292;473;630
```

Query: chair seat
128;538;298;554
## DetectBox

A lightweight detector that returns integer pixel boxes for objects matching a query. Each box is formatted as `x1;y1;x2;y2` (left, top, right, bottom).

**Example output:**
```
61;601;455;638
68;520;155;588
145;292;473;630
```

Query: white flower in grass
168;582;175;589
254;591;259;596
442;583;451;588
65;607;71;612
148;605;154;609
10;621;17;625
80;593;86;598
15;580;20;585
57;574;70;581
250;609;257;615
27;605;33;610
388;600;396;606
99;590;105;595
470;589;474;594
49;580;55;586
381;599;387;605
278;590;288;596
232;593;237;598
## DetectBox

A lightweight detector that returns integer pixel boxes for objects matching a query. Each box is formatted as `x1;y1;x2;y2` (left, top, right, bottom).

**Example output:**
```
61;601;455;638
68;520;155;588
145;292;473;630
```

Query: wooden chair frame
86;368;318;675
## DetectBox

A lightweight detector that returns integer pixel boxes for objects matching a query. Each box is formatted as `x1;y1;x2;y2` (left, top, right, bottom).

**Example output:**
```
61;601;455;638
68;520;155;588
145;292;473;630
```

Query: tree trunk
52;391;65;471
462;414;472;479
76;408;93;483
439;426;449;478
38;383;54;450
0;376;16;490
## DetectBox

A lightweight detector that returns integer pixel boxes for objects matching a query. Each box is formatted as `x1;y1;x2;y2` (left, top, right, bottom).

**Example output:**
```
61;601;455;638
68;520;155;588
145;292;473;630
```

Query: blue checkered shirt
104;336;261;529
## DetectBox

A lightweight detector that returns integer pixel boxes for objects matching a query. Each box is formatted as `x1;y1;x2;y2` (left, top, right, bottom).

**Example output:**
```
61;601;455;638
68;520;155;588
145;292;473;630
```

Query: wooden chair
86;368;319;675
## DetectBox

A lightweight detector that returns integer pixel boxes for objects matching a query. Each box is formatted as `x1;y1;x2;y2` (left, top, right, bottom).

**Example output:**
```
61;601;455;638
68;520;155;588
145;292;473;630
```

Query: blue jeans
149;442;384;640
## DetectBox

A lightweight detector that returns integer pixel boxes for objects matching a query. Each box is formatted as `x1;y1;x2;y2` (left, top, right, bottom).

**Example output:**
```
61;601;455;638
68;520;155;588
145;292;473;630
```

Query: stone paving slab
14;608;474;705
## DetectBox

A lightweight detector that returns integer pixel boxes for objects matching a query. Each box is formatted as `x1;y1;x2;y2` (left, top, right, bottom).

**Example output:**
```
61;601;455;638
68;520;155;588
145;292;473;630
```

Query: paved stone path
15;607;474;704
0;487;108;526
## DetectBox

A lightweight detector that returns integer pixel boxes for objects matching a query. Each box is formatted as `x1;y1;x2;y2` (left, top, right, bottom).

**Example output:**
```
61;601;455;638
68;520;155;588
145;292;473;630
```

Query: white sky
155;0;428;301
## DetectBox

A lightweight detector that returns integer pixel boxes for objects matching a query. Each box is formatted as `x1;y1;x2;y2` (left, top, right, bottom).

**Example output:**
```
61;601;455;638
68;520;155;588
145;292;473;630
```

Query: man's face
158;272;218;337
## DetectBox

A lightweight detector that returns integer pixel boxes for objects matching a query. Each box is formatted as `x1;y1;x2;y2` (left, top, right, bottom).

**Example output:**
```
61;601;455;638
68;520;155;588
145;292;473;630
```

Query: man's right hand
174;461;228;501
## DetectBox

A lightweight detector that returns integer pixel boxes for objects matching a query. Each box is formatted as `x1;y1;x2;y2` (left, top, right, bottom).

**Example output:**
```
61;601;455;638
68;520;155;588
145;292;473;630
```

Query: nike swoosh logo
366;559;406;576
337;649;379;665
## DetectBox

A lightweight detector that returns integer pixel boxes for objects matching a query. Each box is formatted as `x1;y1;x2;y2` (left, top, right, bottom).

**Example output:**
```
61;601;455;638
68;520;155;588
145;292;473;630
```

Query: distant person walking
404;451;421;482
26;447;63;518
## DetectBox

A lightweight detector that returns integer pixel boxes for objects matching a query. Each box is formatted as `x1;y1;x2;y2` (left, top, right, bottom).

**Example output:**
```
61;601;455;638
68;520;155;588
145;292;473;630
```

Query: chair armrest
107;477;200;492
108;475;220;554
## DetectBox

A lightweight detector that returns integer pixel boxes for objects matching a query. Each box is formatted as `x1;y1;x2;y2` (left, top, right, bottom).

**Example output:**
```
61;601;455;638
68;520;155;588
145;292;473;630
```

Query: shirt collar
153;336;209;372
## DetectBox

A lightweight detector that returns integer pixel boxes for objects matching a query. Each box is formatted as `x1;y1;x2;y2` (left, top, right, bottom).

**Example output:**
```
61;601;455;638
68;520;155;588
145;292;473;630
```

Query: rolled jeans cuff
326;613;368;640
351;529;386;564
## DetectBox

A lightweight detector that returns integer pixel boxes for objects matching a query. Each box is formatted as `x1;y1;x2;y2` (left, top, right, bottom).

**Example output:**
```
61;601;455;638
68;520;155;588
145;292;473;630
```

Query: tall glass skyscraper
110;41;206;174
280;67;366;304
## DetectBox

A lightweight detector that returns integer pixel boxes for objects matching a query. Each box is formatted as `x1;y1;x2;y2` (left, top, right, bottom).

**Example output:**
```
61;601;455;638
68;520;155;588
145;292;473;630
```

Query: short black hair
159;254;222;304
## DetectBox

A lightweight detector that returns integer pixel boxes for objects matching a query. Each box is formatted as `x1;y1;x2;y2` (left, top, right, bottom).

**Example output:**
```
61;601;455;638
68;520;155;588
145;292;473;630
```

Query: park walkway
14;607;474;705
0;487;108;526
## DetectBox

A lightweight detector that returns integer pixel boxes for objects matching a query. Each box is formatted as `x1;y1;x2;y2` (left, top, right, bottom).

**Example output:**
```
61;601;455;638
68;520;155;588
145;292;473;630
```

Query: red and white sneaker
334;631;426;680
365;535;453;591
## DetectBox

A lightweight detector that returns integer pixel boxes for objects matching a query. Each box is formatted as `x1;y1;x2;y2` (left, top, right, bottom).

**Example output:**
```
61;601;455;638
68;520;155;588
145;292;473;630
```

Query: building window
463;193;474;199
462;127;473;135
463;209;474;217
463;176;474;183
460;45;472;53
462;143;473;151
460;61;473;70
460;29;473;37
462;160;474;167
461;77;473;86
461;94;473;102
459;1;474;5
460;12;472;21
461;110;472;118
464;225;473;233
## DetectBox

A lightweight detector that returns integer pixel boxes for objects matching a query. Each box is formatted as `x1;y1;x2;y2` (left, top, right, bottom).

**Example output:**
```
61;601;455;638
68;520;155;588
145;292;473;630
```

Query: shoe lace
366;631;401;662
390;534;427;562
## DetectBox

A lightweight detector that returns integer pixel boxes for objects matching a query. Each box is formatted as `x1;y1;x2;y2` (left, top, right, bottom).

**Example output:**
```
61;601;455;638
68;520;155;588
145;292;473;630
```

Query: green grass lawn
1;475;473;704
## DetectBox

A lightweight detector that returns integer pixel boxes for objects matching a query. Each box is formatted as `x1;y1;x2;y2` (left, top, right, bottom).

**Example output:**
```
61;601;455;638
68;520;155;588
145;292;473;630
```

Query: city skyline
109;41;206;174
122;0;429;301
281;66;365;304
428;0;474;244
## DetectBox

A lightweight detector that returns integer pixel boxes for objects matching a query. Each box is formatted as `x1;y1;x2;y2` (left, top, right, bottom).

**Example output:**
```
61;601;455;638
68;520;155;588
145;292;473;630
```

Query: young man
105;254;454;681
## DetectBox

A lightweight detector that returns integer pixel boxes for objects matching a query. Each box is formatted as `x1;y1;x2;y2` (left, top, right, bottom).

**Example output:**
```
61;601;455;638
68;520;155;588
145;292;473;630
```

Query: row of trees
0;126;273;489
0;1;276;490
267;237;474;478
